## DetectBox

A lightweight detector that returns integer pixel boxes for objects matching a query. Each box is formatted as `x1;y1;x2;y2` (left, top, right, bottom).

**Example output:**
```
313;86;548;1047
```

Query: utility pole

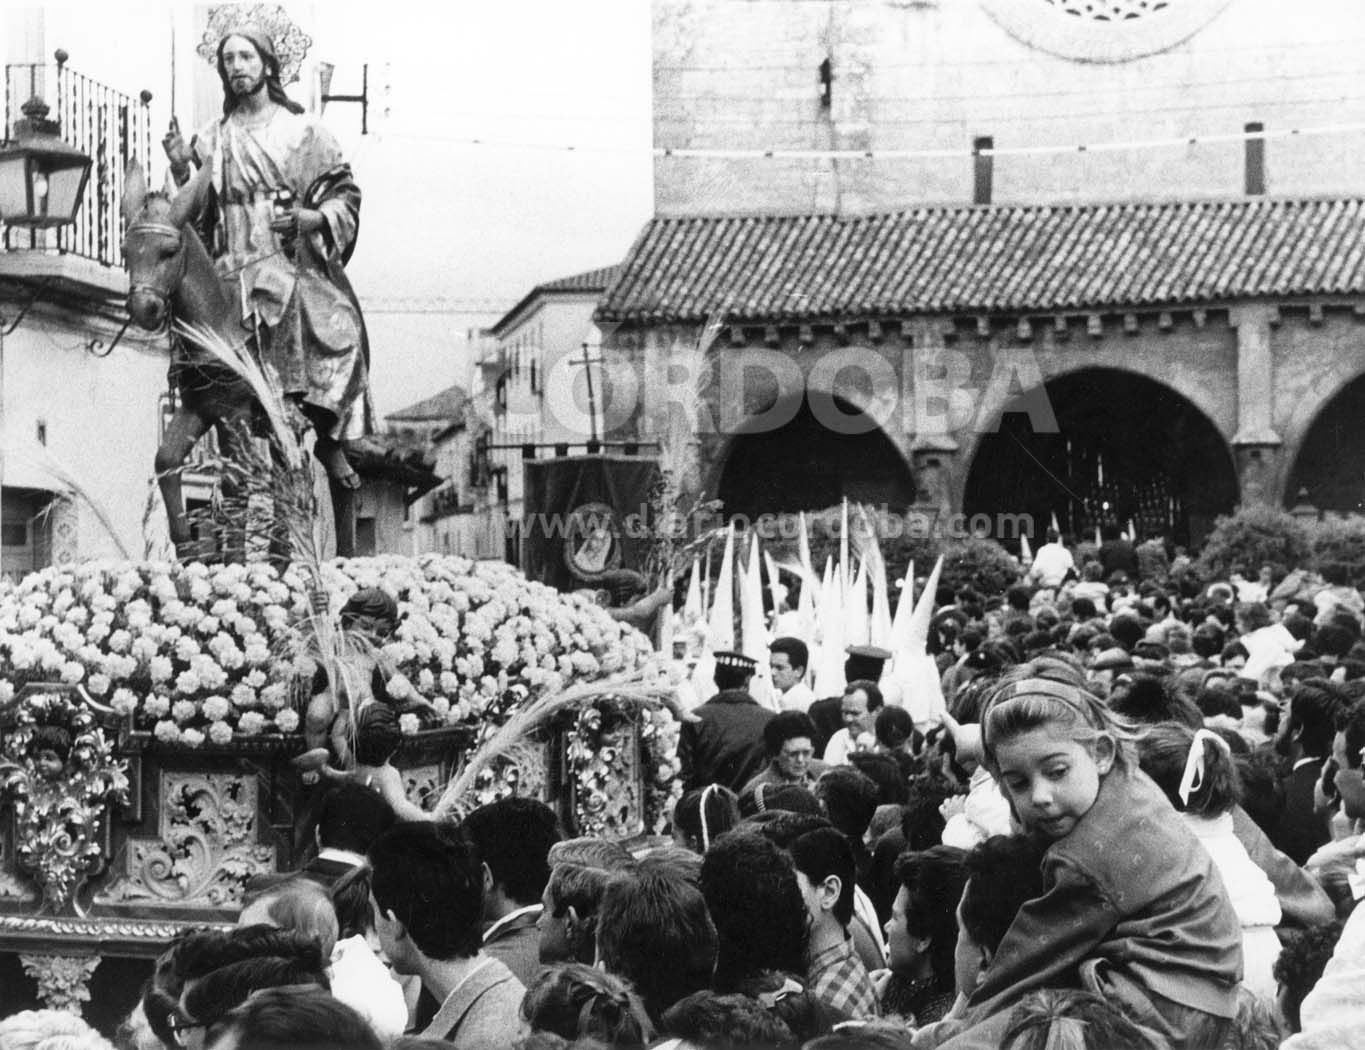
569;341;605;444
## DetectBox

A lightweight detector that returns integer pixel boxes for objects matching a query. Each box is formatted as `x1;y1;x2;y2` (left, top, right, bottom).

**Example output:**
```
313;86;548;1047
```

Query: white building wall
2;310;169;569
654;0;1365;215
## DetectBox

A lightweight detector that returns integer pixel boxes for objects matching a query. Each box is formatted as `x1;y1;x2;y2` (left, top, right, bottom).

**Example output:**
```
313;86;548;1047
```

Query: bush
940;537;1021;595
1194;505;1312;585
1310;517;1365;589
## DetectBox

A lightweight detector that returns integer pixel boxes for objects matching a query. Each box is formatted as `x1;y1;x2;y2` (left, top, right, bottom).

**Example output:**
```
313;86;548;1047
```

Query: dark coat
1099;539;1140;579
808;695;844;758
1271;758;1333;866
679;689;773;793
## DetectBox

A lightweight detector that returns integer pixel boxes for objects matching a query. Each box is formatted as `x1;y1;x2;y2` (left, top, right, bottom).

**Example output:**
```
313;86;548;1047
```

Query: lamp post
0;96;92;228
0;93;92;579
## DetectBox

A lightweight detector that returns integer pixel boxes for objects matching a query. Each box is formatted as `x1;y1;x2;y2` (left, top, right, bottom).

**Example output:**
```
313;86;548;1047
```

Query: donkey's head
121;161;195;331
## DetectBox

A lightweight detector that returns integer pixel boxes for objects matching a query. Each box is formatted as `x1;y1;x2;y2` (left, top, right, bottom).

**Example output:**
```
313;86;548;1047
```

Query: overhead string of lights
378;116;1365;162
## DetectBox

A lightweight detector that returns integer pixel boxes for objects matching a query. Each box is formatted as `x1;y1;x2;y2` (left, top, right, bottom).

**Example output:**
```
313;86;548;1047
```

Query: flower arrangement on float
0;554;682;834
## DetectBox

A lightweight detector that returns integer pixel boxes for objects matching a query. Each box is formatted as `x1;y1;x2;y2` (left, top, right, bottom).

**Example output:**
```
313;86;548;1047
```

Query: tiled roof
596;199;1365;323
537;265;622;294
492;264;622;335
388;384;466;424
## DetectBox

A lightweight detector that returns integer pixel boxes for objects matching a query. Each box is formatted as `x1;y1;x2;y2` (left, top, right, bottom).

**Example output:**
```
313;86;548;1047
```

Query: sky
13;1;656;417
318;2;655;415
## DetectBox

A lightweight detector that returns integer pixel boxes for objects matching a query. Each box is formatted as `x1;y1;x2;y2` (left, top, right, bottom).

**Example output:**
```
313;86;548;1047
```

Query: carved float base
18;952;100;1014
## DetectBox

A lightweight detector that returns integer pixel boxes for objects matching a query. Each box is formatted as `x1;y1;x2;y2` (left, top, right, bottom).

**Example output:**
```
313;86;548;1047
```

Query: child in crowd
937;659;1243;1050
673;785;741;853
519;963;653;1048
1138;722;1283;1000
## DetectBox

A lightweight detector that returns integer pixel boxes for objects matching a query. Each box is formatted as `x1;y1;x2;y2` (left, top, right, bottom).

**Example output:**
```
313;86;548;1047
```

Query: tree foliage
1194;505;1312;585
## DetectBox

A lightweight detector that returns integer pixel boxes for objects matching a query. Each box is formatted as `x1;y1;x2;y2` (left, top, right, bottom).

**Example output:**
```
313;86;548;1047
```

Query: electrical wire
377;115;1365;161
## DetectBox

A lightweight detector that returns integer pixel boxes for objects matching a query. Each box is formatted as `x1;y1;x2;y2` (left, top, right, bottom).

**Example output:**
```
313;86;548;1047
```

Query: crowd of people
3;526;1365;1050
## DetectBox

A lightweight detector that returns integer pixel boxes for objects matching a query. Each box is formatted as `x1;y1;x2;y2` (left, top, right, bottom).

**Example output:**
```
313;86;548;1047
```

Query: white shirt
1028;543;1076;589
779;681;816;713
317;847;367;868
941;767;1015;850
329;934;409;1041
1183;811;1281;1001
483;904;542;945
822;728;874;766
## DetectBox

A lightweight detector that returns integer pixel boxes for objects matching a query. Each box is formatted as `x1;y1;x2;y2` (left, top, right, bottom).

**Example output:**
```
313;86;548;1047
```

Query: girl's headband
1178;728;1229;806
982;677;1096;742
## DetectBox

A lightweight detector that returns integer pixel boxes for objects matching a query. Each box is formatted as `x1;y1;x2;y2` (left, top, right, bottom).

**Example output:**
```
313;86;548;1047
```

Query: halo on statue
198;3;313;85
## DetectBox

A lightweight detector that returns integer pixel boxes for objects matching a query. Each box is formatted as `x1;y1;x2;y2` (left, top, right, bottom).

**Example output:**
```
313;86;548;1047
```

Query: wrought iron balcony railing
3;53;152;273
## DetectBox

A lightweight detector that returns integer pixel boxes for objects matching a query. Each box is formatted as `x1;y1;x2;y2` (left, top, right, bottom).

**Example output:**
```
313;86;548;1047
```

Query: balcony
0;54;152;304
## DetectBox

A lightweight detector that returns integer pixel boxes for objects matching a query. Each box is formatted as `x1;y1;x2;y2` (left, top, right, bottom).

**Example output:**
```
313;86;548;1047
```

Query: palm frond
432;673;691;821
174;321;303;471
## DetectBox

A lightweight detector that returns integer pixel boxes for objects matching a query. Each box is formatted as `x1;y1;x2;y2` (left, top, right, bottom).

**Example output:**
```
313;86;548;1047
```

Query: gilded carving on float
99;772;275;908
18;953;101;1015
0;686;128;912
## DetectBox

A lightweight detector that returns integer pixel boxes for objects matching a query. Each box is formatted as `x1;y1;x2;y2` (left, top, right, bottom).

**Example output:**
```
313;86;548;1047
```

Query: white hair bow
1177;728;1230;807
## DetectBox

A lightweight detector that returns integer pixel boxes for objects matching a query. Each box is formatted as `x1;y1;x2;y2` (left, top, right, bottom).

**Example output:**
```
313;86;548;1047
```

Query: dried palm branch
171;322;354;763
432;673;694;821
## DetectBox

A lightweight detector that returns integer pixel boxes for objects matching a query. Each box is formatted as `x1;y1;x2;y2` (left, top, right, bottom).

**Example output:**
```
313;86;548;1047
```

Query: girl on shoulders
945;658;1242;1050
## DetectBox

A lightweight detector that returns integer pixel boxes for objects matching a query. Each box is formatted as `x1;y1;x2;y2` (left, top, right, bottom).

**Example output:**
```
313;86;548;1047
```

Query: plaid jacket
808;935;880;1021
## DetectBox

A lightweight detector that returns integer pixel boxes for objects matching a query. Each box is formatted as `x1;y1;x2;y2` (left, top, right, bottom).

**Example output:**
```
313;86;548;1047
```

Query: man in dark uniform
807;645;892;757
678;651;773;793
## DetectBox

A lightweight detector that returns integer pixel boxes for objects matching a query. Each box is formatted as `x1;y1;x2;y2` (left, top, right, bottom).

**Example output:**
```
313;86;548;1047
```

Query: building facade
596;0;1365;542
481;265;621;559
0;29;164;578
654;0;1365;215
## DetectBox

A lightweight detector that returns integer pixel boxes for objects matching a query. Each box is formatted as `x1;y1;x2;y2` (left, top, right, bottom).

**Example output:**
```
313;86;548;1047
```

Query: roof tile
598;199;1365;324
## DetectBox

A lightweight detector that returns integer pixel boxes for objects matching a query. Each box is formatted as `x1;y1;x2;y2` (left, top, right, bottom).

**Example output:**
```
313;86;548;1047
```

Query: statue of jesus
163;23;373;535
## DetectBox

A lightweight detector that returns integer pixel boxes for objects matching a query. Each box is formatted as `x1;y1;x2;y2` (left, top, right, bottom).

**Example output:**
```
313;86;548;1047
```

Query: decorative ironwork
100;772;275;909
0;686;128;912
19;953;100;1015
2;57;152;268
198;5;313;85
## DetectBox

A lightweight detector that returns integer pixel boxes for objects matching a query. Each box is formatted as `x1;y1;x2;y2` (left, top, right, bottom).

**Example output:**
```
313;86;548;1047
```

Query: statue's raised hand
162;117;192;182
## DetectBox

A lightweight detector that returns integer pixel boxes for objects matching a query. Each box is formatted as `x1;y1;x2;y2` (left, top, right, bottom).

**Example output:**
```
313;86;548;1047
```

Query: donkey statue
121;162;358;562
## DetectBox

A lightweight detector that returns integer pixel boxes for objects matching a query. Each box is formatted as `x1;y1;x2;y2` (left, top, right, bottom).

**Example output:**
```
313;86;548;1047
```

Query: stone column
904;319;963;523
1228;305;1283;506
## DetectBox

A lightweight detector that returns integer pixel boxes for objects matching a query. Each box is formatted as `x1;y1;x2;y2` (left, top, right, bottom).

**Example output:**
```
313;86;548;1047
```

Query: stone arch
710;392;917;520
1284;371;1365;513
961;366;1238;547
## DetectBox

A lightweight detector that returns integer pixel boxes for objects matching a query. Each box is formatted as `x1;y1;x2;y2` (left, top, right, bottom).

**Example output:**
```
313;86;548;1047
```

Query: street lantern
0;96;92;228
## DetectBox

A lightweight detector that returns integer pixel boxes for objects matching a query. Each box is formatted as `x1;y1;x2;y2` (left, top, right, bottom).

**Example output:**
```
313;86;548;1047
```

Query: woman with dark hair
877;845;968;1025
520;964;653;1048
